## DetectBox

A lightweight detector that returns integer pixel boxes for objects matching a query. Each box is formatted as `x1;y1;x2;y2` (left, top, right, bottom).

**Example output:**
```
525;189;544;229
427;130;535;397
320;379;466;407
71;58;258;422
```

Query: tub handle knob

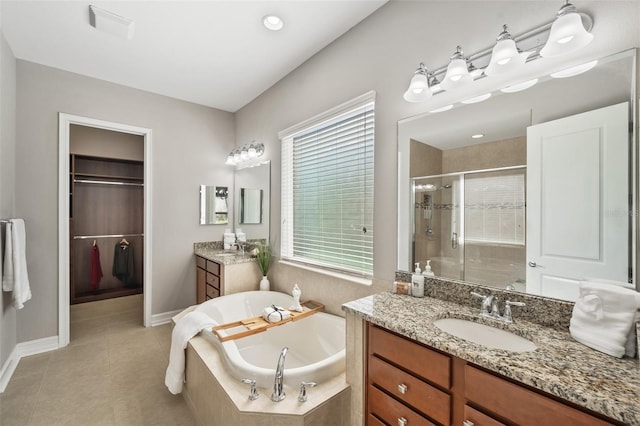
397;383;408;394
298;381;317;402
241;378;259;400
398;417;408;426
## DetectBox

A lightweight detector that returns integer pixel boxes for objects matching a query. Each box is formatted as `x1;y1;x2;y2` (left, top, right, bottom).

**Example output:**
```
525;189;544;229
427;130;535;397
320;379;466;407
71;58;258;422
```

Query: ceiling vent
89;5;135;40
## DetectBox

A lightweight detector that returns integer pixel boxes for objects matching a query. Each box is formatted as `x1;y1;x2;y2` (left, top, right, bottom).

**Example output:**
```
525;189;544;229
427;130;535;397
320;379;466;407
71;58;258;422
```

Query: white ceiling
1;0;387;112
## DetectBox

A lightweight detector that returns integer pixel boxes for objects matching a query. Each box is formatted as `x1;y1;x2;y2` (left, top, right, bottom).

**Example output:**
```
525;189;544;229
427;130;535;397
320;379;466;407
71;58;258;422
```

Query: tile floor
0;295;197;426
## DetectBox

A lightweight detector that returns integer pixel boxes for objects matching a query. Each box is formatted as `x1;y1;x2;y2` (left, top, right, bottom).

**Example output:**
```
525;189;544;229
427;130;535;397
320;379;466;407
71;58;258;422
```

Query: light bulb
540;2;593;58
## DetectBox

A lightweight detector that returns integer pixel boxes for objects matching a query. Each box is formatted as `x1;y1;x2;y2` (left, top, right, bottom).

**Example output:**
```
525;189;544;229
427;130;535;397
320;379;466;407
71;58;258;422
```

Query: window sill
278;260;373;286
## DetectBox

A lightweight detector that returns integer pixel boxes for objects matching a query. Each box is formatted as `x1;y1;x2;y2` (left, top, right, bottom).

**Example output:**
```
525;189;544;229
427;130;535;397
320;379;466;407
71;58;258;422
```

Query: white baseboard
0;346;19;393
0;335;59;393
151;309;182;326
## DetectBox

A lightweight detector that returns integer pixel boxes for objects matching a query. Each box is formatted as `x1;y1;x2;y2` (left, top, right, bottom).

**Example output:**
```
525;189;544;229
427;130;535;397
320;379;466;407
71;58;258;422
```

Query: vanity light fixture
484;25;532;76
429;104;454;114
263;15;284;31
441;46;473;91
550;60;598;78
540;1;594;58
226;141;265;167
403;0;593;103
403;63;431;103
500;78;539;93
471;134;485;139
461;93;492;104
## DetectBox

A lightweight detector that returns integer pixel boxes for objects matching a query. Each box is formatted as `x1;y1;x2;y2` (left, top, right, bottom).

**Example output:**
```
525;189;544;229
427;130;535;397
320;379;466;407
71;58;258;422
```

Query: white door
526;102;629;301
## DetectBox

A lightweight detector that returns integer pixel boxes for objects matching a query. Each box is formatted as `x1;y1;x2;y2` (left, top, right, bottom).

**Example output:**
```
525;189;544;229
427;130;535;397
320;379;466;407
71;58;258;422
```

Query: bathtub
195;291;346;389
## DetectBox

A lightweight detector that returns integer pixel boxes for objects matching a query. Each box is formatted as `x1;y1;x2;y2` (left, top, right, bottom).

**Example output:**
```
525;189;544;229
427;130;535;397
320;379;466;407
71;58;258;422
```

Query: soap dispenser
423;260;435;277
411;262;424;298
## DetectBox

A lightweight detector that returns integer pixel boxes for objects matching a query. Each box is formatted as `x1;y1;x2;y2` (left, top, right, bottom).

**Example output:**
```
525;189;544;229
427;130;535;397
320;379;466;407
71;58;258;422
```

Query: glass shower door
413;175;462;280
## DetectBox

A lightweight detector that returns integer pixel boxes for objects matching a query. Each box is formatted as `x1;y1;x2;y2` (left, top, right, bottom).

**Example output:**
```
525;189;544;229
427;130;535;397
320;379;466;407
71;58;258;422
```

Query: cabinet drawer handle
397;383;408;394
463;421;475;426
397;417;408;426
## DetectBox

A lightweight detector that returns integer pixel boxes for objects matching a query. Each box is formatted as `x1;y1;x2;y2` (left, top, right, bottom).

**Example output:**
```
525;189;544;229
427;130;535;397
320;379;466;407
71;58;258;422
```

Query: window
280;92;375;276
464;169;525;245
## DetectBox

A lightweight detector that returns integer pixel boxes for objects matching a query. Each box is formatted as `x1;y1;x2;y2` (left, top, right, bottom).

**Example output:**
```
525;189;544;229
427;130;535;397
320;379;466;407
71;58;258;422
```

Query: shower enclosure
413;166;526;289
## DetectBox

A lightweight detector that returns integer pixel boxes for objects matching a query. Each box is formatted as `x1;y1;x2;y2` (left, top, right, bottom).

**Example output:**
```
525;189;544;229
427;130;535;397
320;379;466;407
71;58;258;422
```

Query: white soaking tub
195;290;346;389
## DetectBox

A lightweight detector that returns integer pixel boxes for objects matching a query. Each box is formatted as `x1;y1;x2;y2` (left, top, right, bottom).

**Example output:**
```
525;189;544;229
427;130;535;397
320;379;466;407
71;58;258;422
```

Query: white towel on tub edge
165;311;216;394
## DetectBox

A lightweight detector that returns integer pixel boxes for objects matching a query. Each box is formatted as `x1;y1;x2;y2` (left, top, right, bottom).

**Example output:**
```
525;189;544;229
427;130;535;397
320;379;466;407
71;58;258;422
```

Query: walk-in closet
69;125;144;304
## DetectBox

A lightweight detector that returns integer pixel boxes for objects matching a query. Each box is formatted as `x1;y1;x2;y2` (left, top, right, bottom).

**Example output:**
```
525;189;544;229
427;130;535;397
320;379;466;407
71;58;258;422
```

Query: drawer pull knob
397;417;408;426
397;383;408;394
463;421;475;426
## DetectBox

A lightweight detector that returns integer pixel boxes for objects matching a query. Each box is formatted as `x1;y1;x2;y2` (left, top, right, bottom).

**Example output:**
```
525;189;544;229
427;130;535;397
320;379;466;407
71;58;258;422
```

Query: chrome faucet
271;346;288;402
470;291;525;323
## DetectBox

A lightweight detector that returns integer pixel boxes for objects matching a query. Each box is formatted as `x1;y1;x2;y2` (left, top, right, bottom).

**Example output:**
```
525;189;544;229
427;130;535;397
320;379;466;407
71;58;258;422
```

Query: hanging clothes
112;240;134;286
90;241;103;291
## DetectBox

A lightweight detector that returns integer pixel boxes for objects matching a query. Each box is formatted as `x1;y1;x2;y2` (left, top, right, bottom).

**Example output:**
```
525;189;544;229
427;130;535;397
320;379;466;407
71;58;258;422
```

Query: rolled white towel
570;281;640;358
262;305;291;323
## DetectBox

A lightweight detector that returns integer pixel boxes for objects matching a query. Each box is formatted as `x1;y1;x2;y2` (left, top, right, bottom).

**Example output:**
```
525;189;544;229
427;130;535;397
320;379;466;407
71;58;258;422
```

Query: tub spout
271;346;288;402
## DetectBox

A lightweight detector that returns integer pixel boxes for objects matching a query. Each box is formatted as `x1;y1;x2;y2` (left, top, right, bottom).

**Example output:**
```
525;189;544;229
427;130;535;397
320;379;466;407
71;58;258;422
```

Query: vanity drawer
367;413;386;426
368;324;451;389
206;284;220;299
464;405;506;426
206;272;220;288
368;385;438;426
465;365;615;426
368;355;450;425
206;260;220;275
196;256;206;269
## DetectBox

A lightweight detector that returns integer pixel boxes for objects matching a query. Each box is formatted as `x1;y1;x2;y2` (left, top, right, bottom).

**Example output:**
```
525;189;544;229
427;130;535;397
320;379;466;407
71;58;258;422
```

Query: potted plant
253;242;271;291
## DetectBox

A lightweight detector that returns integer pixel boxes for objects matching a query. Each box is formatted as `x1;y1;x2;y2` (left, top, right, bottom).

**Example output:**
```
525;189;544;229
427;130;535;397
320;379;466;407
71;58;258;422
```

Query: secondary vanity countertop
343;292;640;425
194;242;255;265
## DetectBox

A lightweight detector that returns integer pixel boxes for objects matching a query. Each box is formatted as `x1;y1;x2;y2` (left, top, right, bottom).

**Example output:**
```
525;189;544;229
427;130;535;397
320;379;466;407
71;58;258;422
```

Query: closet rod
74;179;144;187
74;233;144;240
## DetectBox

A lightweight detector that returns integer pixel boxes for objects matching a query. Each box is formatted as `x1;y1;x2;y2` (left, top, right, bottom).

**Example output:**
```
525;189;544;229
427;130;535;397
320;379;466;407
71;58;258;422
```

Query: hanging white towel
2;219;31;309
165;311;216;394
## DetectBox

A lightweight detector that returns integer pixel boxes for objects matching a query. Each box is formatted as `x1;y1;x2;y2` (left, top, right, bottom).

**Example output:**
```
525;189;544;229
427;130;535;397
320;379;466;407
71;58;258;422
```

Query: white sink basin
433;318;537;352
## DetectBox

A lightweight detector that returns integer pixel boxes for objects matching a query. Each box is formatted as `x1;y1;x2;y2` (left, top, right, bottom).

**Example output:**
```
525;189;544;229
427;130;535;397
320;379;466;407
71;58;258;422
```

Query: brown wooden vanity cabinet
366;323;621;426
367;324;452;425
195;256;220;304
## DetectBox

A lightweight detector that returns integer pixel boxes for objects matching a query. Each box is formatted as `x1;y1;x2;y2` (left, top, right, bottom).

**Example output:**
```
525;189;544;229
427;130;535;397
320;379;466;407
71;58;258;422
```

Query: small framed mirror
200;185;229;225
240;188;263;224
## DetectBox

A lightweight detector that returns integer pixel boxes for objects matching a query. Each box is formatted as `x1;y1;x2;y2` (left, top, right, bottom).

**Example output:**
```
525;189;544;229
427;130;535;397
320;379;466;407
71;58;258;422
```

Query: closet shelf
72;172;144;182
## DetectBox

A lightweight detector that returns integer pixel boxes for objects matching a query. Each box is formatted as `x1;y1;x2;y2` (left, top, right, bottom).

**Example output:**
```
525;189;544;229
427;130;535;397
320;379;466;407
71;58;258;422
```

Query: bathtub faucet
271;346;288;402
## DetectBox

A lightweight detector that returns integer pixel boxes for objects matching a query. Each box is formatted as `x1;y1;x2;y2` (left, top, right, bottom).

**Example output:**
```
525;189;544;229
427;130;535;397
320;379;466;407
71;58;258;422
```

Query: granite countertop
343;292;640;425
194;247;255;265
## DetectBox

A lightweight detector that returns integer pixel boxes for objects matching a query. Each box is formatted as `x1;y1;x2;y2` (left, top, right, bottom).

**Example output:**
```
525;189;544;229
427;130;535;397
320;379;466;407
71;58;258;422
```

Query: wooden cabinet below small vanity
195;253;261;303
196;256;221;304
366;323;624;426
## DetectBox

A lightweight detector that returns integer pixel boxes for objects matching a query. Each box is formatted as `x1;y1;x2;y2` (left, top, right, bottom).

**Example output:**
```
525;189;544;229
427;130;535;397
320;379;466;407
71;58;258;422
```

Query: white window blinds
280;94;375;276
464;170;525;245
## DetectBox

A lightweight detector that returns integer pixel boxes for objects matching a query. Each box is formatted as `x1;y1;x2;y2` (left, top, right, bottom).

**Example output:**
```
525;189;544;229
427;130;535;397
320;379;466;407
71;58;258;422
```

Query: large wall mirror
234;161;270;241
397;48;637;302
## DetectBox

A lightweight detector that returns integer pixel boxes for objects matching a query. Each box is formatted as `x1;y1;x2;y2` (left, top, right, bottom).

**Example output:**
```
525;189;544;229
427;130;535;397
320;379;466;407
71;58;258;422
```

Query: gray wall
15;61;235;342
70;125;144;161
235;1;640;311
1;32;17;369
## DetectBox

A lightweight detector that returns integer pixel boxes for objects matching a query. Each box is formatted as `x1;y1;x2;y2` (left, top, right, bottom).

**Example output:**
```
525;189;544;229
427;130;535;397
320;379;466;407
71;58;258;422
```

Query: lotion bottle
423;260;435;277
411;262;424;298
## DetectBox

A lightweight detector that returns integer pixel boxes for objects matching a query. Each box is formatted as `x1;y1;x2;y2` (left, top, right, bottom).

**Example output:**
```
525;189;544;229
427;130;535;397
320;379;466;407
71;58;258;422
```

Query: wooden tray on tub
212;300;324;342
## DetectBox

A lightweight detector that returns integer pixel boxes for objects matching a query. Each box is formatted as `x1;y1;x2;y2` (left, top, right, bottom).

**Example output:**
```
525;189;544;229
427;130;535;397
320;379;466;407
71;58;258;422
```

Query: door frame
58;113;153;347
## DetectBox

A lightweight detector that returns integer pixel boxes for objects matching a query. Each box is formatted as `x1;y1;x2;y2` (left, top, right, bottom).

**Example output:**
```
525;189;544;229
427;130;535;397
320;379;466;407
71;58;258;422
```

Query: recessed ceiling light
429;104;453;113
461;93;491;104
471;134;484;139
263;15;284;31
501;78;539;93
550;60;598;78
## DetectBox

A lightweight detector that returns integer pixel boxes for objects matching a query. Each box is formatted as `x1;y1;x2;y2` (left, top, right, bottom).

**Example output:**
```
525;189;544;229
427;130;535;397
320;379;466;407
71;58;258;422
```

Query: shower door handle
451;232;458;249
